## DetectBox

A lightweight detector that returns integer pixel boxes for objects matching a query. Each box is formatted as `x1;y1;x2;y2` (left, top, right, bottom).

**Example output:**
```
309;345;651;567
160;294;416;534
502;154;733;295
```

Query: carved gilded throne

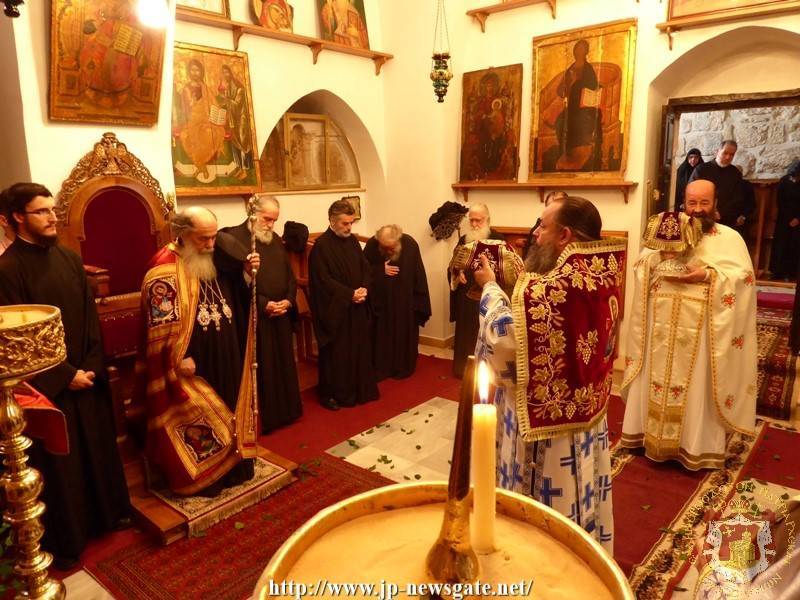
55;132;173;452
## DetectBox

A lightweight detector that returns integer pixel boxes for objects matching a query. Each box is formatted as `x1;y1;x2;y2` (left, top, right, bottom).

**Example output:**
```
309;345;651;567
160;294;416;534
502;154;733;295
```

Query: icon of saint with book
178;59;226;182
548;38;602;171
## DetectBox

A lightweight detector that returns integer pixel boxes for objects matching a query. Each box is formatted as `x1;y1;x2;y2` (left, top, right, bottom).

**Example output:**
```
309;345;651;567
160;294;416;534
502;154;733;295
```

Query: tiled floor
418;343;454;361
327;396;457;483
63;570;114;599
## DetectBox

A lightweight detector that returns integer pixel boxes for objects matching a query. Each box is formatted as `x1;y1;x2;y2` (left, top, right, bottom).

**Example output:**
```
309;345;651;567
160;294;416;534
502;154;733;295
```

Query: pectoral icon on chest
198;280;233;331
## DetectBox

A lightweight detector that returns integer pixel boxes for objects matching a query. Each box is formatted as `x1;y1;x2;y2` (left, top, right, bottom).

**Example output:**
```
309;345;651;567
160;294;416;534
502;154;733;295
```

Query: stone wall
676;105;800;178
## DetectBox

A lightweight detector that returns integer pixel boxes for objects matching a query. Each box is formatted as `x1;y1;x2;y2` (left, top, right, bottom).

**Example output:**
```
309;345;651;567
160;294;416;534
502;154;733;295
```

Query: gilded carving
55;132;171;223
0;317;66;381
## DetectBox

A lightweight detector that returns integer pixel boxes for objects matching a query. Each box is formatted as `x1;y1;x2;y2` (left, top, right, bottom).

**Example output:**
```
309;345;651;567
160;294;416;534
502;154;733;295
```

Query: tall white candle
472;361;496;554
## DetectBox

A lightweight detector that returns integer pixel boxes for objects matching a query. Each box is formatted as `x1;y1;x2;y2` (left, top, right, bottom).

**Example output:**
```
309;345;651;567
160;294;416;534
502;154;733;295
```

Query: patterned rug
85;456;392;600
756;306;796;420
613;421;800;599
150;456;293;536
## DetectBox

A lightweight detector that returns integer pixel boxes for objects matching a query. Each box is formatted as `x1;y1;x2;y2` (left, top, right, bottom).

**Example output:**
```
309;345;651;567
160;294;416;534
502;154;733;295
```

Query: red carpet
757;290;794;311
622;422;800;598
612;453;707;575
85;455;392;600
261;354;461;464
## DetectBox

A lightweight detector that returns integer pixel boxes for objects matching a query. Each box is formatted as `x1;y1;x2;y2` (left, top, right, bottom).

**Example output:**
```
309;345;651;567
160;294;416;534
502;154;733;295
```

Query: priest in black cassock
449;203;504;378
222;196;302;432
770;161;800;281
364;225;431;381
0;183;130;569
690;140;751;233
136;207;259;496
309;199;378;410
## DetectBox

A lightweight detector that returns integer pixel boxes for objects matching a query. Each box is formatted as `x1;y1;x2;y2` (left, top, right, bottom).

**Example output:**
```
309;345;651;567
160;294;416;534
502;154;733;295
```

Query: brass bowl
0;305;66;384
254;482;633;599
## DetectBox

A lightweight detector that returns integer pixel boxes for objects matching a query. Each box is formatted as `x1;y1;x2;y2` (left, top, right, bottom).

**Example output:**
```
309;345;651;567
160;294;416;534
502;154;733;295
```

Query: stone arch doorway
646;26;800;278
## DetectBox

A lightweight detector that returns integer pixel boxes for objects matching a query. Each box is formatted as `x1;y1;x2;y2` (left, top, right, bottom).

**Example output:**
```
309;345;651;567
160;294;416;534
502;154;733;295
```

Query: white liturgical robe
621;223;757;470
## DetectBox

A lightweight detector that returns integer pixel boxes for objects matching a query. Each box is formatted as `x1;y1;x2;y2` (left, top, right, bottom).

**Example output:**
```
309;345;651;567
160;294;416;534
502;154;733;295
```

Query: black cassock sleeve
409;238;432;326
362;238;385;311
309;235;356;348
0;254;77;398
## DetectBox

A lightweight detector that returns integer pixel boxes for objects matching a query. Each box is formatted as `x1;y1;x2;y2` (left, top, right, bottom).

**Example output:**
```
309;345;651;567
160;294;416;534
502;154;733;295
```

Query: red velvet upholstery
80;189;158;296
101;312;143;358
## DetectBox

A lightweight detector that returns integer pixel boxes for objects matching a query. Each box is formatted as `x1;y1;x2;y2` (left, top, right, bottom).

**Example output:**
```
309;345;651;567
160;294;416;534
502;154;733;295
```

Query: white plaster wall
4;0;800;348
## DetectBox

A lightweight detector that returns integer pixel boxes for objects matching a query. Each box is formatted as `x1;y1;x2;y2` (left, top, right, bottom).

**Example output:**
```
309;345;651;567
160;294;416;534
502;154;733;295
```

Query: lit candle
471;361;496;554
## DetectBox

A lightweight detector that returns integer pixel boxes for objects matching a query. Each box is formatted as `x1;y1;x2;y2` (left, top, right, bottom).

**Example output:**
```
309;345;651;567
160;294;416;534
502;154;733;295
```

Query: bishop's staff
247;195;260;433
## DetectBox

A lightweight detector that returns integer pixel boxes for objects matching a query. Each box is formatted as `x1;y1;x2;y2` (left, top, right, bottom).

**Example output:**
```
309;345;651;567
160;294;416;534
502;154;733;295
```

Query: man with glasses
0;183;131;570
222;195;302;432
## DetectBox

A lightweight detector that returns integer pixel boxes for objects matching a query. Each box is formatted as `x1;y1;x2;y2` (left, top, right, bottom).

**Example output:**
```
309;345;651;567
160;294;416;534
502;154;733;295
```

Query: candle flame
477;361;491;404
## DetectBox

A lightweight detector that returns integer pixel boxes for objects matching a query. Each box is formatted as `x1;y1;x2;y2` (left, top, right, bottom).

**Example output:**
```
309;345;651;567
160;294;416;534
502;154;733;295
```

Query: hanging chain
432;0;450;55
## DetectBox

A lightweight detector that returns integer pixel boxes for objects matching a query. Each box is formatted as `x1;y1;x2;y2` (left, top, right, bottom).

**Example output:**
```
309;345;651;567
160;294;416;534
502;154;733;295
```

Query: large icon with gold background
171;43;261;197
50;0;166;125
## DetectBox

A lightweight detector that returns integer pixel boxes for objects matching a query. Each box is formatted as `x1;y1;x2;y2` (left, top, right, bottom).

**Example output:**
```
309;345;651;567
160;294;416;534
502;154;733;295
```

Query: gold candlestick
425;355;479;583
0;305;67;600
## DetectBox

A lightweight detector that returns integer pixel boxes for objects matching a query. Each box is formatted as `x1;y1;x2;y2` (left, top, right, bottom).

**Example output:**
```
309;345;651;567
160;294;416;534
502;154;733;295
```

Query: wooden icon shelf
452;179;638;203
466;0;557;33
656;1;800;50
176;7;393;75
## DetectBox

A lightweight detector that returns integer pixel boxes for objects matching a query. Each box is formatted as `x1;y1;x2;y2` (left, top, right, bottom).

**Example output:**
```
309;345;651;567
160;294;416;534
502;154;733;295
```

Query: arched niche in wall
261;113;359;191
258;89;386;195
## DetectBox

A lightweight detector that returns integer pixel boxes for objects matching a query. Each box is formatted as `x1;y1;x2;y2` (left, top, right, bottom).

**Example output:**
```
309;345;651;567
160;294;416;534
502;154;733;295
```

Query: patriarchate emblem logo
702;497;776;585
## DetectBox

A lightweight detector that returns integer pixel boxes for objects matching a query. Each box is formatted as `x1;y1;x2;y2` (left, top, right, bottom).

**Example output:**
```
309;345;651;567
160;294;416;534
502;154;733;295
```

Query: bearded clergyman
0;183;131;569
621;179;757;470
135;206;260;495
222;196;302;432
449;203;505;378
474;196;626;553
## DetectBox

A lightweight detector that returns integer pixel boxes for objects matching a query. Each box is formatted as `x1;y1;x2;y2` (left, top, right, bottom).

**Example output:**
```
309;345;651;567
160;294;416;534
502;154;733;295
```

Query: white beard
182;244;217;282
249;220;274;245
464;224;491;243
255;229;273;245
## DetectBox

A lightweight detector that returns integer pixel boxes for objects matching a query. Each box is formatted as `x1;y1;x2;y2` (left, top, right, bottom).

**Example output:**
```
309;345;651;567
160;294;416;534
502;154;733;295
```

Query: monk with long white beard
135;207;261;496
222;196;302;432
448;203;505;377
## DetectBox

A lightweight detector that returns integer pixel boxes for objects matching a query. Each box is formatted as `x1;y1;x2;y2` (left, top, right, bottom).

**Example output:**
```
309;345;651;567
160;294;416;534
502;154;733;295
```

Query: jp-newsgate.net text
267;579;534;600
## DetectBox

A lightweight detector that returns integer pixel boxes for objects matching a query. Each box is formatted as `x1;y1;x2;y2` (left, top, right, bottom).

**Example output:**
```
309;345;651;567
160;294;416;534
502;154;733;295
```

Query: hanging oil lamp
430;0;452;103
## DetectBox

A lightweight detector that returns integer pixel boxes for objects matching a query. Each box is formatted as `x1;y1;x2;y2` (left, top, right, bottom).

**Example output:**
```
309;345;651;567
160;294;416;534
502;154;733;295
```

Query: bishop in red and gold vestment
135;207;259;496
475;196;625;553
